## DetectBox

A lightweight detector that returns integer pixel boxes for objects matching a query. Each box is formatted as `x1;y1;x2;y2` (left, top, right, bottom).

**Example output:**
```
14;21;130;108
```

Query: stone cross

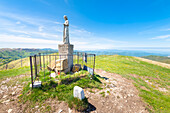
63;15;69;44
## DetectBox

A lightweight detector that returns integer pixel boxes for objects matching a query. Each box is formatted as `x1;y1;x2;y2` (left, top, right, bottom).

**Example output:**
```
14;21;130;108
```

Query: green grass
96;55;170;112
67;96;88;111
0;66;30;79
99;91;105;97
20;70;102;112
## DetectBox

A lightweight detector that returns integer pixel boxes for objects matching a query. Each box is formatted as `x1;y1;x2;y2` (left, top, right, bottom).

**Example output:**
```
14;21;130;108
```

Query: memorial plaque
87;67;94;75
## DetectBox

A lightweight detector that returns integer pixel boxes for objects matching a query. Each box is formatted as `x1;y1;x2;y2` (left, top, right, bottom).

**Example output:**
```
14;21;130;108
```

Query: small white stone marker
35;106;39;108
68;108;72;113
12;92;15;96
8;109;12;113
73;86;85;100
30;81;42;88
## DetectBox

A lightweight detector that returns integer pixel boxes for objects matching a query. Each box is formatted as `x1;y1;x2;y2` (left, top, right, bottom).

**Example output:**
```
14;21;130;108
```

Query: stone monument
58;15;74;73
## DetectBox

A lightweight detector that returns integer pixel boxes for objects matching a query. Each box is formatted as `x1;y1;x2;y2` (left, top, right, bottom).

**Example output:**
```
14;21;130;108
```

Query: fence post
34;55;37;78
30;56;34;89
82;53;83;67
6;63;8;70
55;55;56;71
93;54;96;76
39;53;42;70
77;52;79;64
43;54;45;81
49;55;51;80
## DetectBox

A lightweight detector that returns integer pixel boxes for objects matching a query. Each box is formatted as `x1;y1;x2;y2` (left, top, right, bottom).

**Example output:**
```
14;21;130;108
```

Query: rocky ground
0;70;148;113
84;69;148;113
0;74;30;113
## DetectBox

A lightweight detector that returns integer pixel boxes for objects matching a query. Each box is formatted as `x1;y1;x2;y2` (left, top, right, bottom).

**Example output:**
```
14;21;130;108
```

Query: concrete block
47;58;68;71
73;86;85;100
55;58;68;70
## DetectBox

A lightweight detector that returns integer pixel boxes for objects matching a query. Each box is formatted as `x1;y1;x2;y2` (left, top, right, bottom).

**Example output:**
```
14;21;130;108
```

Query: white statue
63;15;69;44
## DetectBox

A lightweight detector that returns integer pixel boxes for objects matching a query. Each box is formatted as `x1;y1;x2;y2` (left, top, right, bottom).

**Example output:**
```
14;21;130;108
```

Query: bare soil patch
135;57;170;69
82;69;148;113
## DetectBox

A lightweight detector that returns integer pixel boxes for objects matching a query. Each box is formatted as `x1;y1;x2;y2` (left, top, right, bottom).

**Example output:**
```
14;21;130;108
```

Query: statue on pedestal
63;15;69;44
58;15;73;73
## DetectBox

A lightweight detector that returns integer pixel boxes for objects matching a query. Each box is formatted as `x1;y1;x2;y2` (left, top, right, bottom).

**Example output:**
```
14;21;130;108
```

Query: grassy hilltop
96;55;170;112
0;54;170;112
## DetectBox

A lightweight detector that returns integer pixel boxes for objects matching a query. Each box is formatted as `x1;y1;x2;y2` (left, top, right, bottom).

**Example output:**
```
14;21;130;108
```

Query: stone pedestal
58;44;74;73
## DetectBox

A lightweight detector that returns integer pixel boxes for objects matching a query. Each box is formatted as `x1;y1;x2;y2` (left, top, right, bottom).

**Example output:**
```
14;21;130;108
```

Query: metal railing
29;52;96;88
0;51;58;70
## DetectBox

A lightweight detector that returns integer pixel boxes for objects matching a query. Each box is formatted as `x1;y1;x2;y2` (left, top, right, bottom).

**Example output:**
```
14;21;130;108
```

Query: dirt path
135;57;170;69
0;70;149;113
0;75;29;113
83;69;148;113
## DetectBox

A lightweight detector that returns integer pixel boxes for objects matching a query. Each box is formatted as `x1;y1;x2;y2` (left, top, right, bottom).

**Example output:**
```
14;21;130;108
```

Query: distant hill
142;55;170;64
0;48;57;66
83;49;170;57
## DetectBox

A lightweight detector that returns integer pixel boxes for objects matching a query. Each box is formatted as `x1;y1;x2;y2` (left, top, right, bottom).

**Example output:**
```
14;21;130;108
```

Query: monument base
58;44;74;73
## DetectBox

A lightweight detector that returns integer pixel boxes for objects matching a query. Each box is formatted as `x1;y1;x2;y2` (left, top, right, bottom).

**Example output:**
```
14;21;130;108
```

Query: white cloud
8;29;59;39
38;26;44;32
161;28;170;31
70;29;92;36
0;34;61;44
0;33;126;50
9;29;29;34
152;35;170;39
166;39;170;41
54;22;63;25
16;21;21;24
0;11;127;50
0;11;58;27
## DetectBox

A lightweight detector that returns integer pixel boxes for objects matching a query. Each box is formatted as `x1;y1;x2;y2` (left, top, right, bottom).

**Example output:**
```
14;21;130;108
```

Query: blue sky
0;0;170;50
